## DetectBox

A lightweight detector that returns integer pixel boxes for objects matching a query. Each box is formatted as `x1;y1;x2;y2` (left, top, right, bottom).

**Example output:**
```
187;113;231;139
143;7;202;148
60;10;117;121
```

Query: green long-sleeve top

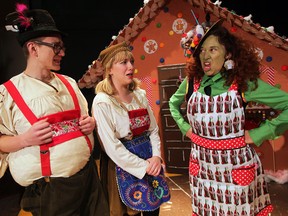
169;74;288;146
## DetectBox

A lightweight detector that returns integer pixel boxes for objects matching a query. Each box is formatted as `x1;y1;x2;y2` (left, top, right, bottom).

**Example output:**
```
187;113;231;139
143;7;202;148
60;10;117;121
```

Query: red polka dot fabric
191;133;246;149
189;158;200;176
258;205;274;216
232;164;256;186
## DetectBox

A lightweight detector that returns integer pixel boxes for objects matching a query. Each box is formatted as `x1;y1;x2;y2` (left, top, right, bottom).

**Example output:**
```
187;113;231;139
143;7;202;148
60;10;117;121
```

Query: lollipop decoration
180;10;204;58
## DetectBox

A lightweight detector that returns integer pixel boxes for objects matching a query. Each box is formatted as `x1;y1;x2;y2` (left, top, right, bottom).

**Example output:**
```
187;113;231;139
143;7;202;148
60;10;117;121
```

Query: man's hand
79;115;95;135
20;118;53;148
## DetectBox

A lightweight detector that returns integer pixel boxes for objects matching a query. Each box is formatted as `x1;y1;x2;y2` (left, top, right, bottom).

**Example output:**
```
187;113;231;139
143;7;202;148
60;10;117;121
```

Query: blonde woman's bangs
113;51;134;63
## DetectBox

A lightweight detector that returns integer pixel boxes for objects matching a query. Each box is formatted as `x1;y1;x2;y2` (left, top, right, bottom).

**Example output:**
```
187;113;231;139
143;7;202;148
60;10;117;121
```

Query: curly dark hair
186;25;261;92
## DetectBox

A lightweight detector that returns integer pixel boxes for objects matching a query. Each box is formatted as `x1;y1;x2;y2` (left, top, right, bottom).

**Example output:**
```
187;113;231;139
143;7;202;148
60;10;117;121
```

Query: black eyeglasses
34;40;65;55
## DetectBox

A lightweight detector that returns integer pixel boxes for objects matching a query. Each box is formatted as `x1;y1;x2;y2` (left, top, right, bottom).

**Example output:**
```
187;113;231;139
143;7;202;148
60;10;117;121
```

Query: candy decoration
144;40;158;54
180;24;204;56
281;65;288;71
230;27;237;33
259;64;275;86
139;77;152;106
266;56;272;62
255;48;264;60
172;18;188;34
267;67;275;86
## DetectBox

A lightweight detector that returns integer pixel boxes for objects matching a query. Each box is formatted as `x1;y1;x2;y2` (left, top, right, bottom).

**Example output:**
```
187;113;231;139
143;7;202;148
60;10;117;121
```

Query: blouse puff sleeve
169;77;191;135
0;85;13;178
92;89;161;179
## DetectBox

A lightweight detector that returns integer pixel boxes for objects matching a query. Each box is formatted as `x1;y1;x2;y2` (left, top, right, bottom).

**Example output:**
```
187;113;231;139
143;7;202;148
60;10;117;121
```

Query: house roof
77;0;288;89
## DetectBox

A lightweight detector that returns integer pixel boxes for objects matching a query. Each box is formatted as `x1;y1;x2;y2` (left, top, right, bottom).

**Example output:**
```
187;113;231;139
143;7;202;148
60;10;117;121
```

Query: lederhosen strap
3;74;92;176
56;74;80;110
53;74;92;152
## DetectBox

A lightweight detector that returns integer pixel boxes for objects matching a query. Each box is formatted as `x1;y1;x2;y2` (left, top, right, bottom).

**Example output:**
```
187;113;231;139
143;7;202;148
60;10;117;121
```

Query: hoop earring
224;59;235;70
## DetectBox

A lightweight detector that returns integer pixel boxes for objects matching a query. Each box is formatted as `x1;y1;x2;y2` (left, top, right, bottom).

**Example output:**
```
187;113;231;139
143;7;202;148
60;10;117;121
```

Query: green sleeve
245;79;288;146
169;77;191;135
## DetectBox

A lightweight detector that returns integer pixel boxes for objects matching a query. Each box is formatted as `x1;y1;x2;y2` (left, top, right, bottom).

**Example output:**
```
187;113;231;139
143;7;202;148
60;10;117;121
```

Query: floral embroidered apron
186;79;273;216
4;74;92;177
115;93;170;211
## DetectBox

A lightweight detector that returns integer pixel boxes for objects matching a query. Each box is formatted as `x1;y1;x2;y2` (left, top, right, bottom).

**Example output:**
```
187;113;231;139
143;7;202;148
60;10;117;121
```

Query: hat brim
193;19;224;57
17;29;67;46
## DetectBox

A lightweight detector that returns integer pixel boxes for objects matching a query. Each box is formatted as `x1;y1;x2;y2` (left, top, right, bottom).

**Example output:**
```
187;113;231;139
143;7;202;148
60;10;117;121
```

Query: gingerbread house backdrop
78;0;288;178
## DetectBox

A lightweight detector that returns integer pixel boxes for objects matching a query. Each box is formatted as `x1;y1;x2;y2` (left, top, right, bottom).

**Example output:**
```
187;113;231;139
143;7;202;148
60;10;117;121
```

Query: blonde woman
92;42;170;216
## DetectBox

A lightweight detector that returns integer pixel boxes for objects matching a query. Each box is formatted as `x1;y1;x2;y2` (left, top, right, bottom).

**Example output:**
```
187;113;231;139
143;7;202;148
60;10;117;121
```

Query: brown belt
44;177;50;182
33;176;51;185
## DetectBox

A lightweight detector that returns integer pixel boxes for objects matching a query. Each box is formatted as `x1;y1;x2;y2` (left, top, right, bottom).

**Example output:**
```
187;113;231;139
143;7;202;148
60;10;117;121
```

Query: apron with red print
186;79;273;216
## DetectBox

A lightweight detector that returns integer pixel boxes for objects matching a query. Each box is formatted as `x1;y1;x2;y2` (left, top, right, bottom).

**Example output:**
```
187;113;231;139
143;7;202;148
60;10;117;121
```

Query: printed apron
4;74;92;177
186;80;273;216
115;94;170;211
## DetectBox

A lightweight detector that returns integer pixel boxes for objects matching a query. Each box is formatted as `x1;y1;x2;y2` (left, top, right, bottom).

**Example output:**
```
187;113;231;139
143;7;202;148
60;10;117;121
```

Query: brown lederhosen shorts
20;158;109;216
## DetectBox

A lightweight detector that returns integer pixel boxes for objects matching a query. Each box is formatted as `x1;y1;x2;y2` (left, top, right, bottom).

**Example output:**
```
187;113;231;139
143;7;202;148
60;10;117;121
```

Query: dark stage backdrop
0;0;143;102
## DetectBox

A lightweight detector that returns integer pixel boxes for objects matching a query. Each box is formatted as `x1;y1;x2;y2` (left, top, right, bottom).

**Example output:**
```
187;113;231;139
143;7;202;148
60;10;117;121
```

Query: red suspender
3;74;80;123
55;74;92;152
54;74;80;110
3;74;91;176
3;80;55;175
3;81;38;125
